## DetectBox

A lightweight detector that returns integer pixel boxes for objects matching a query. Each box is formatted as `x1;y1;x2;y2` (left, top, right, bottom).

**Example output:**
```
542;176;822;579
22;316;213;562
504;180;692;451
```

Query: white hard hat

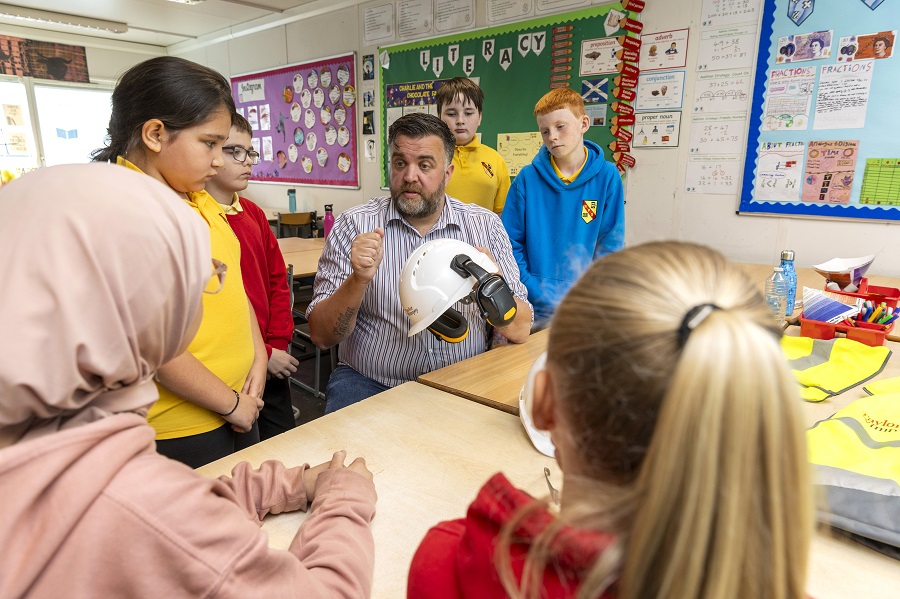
519;352;555;457
399;238;498;337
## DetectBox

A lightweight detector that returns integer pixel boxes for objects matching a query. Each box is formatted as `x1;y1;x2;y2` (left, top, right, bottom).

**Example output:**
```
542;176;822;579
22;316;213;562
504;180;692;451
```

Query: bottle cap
325;204;333;210
781;250;795;261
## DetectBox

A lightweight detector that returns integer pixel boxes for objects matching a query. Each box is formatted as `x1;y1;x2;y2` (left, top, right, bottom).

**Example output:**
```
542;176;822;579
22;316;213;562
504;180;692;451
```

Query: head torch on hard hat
399;238;518;343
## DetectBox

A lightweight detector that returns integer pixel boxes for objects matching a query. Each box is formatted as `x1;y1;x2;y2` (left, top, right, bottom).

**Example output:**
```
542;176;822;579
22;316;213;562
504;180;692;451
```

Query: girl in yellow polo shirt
93;56;267;467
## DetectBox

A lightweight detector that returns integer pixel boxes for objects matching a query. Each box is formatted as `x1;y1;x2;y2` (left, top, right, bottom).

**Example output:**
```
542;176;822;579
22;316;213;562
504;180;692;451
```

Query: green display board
378;4;635;186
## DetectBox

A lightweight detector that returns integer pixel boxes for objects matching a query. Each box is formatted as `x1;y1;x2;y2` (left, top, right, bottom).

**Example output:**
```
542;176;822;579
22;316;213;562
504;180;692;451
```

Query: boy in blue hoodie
501;88;624;325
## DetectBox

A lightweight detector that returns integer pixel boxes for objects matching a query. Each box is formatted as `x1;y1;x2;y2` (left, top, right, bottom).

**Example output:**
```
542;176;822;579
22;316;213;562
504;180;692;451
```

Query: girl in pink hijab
0;164;377;598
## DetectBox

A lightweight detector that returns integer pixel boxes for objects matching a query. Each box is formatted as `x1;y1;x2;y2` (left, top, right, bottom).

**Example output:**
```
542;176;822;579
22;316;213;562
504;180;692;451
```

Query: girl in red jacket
408;241;813;599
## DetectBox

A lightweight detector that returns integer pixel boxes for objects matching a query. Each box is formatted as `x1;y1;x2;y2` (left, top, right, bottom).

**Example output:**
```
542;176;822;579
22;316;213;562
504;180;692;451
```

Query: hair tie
678;303;721;347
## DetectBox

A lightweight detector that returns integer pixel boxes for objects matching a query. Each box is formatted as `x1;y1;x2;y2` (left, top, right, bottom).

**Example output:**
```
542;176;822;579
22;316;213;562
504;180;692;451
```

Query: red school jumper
407;472;617;599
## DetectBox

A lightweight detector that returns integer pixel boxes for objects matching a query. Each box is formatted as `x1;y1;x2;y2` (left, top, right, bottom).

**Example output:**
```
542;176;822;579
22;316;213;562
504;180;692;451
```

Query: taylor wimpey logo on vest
863;411;900;434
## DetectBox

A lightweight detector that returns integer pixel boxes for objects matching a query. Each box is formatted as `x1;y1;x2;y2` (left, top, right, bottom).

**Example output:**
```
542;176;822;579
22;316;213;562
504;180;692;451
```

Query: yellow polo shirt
445;138;511;213
550;147;589;184
117;158;255;439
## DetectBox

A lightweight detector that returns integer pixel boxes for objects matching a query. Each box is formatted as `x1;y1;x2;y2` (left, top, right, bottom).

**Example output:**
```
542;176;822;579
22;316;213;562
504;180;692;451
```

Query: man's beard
392;181;445;220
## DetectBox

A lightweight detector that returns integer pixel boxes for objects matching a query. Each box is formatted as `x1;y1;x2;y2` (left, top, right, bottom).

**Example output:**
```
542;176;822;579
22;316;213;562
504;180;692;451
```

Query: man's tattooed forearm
333;306;358;338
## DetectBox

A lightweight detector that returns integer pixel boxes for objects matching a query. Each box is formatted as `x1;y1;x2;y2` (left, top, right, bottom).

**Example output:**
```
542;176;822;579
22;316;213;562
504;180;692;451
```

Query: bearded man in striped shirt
307;113;533;413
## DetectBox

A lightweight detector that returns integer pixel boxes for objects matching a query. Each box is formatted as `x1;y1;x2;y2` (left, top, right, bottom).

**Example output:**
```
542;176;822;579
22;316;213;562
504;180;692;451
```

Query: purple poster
231;53;359;187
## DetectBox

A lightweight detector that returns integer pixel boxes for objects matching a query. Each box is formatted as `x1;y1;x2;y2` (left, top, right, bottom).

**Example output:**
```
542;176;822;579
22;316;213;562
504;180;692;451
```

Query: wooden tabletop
196;382;556;599
278;237;326;278
282;250;322;279
277;237;326;252
417;329;549;415
194;378;900;599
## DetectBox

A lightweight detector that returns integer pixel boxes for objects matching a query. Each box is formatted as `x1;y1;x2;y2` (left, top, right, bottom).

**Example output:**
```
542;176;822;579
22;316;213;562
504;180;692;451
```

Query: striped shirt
307;195;531;388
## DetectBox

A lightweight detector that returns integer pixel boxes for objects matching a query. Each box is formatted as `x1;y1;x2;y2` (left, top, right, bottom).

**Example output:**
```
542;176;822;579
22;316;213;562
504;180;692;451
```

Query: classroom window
0;79;39;175
0;76;112;182
34;85;111;167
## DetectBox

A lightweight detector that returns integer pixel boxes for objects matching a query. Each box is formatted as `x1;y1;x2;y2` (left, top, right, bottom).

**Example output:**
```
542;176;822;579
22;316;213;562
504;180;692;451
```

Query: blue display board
740;0;900;220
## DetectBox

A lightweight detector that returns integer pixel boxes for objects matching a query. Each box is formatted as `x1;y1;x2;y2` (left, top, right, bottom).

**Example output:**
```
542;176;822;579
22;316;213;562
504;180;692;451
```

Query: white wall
11;0;900;277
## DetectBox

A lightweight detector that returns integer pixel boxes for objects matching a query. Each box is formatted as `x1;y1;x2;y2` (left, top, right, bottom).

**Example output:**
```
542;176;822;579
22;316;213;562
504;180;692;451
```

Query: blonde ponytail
497;242;813;599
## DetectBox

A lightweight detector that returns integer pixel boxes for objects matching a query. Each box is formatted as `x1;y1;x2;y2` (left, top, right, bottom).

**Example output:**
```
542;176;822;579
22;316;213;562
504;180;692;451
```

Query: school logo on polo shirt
581;200;597;223
482;161;495;178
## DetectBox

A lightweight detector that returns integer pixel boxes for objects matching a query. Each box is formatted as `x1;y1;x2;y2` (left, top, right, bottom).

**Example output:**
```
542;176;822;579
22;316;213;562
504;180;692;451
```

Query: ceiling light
166;0;207;5
0;4;128;34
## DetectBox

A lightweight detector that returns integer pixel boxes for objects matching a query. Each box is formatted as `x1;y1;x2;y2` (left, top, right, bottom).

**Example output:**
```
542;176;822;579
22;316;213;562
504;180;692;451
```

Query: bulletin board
231;53;359;188
740;0;900;221
378;4;638;185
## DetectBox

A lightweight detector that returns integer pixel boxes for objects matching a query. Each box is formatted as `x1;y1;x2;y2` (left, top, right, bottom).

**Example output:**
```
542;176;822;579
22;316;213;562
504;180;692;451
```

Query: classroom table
196;382;556;599
277;237;326;253
195;374;900;599
416;329;549;415
278;237;326;278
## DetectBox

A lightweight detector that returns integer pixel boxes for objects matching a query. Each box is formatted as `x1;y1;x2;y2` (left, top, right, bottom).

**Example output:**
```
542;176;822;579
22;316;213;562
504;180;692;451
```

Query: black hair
388;113;456;167
92;56;235;163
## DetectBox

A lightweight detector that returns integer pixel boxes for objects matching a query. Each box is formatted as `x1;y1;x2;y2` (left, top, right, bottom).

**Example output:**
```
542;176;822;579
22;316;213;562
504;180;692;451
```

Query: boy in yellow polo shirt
501;88;624;326
436;78;510;214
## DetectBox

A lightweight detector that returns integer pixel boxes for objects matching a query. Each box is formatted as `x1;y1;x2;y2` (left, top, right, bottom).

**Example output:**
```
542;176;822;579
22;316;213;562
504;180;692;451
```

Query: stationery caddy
798;317;893;347
799;278;900;347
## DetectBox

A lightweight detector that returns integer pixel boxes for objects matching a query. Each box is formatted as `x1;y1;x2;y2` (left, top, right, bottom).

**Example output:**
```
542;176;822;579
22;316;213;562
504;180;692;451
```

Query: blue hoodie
501;139;624;323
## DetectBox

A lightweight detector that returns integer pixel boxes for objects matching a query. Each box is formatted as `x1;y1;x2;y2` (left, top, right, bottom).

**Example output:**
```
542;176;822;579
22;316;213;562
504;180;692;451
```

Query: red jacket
407;473;617;598
226;198;293;357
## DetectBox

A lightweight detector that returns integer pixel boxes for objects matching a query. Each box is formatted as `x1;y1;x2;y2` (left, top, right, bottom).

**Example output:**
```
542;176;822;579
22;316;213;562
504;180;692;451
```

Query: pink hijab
0;163;210;448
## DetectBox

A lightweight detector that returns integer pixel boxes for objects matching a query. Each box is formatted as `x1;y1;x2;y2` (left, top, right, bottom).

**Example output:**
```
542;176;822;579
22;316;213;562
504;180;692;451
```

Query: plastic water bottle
323;204;334;238
765;267;788;325
780;250;797;315
287;188;296;213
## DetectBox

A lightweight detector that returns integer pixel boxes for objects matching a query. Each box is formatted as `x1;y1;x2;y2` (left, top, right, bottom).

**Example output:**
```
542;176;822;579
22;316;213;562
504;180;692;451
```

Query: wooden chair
277;211;317;239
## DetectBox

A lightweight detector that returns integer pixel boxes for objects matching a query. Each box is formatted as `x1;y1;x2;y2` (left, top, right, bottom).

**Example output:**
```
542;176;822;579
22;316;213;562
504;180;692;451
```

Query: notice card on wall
688;113;747;155
701;0;762;28
497;131;542;177
813;60;874;130
633;111;682;148
639;29;689;71
691;68;752;114
697;25;757;71
364;3;396;44
685;155;742;194
435;0;475;32
801;140;860;204
754;140;805;203
635;71;685;111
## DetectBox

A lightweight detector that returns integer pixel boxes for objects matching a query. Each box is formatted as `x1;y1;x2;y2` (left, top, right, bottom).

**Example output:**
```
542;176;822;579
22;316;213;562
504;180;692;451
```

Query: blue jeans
325;365;390;413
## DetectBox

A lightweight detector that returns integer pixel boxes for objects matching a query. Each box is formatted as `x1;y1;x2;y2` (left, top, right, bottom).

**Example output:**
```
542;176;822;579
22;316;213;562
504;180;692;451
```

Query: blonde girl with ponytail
408;241;813;599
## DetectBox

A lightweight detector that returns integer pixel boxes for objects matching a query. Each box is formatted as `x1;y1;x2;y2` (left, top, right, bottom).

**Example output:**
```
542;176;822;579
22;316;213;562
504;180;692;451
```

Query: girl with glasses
93;56;268;467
